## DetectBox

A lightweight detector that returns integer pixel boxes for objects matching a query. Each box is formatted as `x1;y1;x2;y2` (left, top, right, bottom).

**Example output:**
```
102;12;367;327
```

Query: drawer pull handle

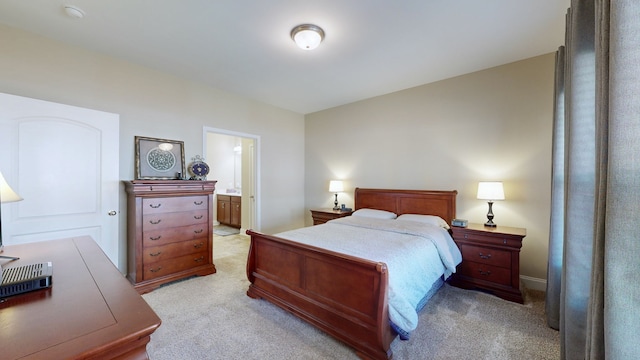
149;203;162;209
150;266;163;273
464;234;468;239
149;252;162;257
478;253;492;259
194;215;203;219
194;256;204;262
194;229;203;234
149;235;162;241
149;219;161;225
194;200;204;205
194;242;204;249
478;270;492;276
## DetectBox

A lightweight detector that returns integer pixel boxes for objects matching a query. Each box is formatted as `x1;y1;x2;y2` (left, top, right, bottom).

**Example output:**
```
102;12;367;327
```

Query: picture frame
135;136;186;180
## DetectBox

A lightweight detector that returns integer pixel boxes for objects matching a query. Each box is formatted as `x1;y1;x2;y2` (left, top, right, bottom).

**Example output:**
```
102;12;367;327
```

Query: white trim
520;275;547;292
203;126;261;232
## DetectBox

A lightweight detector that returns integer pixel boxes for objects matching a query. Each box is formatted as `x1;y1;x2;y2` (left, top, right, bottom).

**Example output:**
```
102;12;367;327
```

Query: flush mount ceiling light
63;4;85;19
290;24;325;50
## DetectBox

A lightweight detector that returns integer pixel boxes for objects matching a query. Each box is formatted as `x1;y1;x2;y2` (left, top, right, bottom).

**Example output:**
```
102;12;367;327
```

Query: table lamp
329;180;344;210
477;181;504;227
0;171;23;260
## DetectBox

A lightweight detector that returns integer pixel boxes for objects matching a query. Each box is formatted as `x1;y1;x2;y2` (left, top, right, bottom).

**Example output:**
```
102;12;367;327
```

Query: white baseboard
520;275;547;292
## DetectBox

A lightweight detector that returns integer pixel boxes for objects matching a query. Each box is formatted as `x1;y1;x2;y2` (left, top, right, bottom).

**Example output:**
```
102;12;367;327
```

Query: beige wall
305;54;555;284
0;24;554;284
0;24;306;270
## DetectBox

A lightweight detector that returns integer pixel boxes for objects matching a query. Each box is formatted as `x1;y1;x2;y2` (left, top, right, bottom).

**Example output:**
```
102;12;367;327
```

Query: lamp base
484;201;497;227
484;221;497;227
333;193;339;210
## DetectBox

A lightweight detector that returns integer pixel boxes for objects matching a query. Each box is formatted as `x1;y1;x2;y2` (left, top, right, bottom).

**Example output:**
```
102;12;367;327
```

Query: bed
245;188;459;359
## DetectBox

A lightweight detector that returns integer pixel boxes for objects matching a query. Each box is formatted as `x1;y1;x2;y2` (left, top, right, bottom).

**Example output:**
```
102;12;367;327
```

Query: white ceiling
0;0;569;114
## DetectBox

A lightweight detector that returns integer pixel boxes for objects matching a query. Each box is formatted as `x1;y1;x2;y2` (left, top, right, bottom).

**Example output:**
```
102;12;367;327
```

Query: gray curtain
545;46;565;331
546;0;640;358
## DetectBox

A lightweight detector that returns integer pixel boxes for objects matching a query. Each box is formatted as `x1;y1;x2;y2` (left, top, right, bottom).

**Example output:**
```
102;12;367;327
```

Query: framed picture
135;136;186;180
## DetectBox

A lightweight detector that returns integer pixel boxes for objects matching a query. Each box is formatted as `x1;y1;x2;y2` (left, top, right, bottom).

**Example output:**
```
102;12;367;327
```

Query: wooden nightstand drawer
453;230;523;249
458;244;511;268
457;261;511;286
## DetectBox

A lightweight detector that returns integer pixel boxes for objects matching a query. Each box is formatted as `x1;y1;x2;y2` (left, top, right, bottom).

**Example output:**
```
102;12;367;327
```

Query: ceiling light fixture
63;5;85;19
291;24;324;50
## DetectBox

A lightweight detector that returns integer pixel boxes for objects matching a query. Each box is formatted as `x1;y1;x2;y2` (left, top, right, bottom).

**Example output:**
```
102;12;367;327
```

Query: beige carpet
142;233;559;359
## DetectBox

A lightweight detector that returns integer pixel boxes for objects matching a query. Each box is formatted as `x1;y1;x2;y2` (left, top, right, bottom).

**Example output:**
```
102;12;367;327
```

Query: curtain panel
545;46;565;331
547;0;640;359
600;1;640;358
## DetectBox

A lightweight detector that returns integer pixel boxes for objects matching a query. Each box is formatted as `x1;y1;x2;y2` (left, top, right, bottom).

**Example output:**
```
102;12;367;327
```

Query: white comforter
274;216;462;337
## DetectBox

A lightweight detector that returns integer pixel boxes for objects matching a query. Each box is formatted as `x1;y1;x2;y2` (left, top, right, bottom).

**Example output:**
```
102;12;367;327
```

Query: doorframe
203;126;260;231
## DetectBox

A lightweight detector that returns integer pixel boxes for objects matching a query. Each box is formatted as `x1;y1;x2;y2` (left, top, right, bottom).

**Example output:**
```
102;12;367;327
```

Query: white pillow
396;214;450;229
352;208;397;219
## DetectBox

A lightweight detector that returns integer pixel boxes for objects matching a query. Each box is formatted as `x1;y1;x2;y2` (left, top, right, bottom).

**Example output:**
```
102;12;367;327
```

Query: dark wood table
0;236;161;359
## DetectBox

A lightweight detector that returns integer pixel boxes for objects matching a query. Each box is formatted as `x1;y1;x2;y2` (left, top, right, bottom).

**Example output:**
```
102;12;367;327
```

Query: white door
0;93;120;266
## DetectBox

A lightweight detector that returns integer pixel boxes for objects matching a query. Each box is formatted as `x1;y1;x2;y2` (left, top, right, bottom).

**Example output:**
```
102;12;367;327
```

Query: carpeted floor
142;233;559;359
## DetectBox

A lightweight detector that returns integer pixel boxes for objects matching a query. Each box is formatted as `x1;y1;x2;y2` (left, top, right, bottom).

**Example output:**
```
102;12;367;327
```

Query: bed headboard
354;188;458;223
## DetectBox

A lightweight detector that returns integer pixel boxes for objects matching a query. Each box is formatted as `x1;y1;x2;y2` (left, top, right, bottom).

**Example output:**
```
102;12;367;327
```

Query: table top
310;208;353;214
451;222;527;237
0;236;161;359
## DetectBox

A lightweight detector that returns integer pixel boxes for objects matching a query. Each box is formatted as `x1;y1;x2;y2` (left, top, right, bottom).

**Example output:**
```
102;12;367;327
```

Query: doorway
203;127;259;232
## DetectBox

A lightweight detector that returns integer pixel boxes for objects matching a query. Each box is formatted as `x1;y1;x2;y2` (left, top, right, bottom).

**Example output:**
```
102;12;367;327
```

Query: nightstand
449;223;526;303
310;208;353;225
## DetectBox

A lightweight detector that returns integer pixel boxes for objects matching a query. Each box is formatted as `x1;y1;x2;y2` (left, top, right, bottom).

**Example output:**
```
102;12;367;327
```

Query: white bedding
274;216;462;338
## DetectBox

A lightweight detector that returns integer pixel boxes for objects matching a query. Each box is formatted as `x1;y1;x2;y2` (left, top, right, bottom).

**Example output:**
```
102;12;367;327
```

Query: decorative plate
147;147;176;172
189;155;210;180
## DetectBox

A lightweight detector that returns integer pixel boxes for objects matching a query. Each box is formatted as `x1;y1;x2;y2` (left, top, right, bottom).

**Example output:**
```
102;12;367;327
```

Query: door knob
108;210;117;216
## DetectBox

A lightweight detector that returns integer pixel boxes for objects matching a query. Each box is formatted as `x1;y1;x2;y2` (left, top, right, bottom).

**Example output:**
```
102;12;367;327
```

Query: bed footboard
246;229;396;360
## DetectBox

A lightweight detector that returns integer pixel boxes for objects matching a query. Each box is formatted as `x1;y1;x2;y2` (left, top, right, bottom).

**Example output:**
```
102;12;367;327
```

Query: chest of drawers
125;180;217;294
449;223;526;303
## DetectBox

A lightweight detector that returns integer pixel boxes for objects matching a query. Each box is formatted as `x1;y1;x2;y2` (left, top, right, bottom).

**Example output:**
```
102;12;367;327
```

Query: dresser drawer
453;229;522;249
143;238;208;264
143;195;208;214
142;209;208;231
458;244;511;268
457;261;511;286
143;223;209;247
143;251;209;280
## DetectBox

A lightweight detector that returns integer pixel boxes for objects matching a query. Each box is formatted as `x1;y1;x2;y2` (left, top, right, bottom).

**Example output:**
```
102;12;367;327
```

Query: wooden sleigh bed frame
246;188;457;359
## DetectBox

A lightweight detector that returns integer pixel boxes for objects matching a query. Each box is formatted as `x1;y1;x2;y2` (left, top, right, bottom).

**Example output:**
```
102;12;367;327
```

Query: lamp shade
0;171;22;203
477;181;505;201
329;180;344;193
